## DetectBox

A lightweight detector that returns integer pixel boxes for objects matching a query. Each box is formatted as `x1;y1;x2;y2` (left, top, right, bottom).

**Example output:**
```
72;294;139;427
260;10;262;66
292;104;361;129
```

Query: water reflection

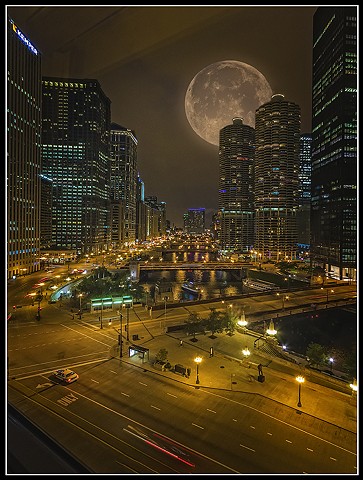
139;268;243;302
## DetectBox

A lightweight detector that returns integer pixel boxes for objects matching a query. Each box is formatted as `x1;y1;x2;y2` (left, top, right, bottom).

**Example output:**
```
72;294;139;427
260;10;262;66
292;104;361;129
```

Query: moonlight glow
185;60;273;146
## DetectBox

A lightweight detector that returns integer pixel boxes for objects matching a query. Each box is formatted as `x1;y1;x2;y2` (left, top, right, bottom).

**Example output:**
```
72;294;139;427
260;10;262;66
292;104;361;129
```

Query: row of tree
184;307;243;340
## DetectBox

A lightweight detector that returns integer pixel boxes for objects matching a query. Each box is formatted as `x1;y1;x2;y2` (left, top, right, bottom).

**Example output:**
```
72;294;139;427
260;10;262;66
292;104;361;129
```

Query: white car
54;368;79;384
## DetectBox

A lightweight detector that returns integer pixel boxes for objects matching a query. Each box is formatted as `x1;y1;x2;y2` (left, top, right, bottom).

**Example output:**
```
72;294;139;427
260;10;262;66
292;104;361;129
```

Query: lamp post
266;319;277;337
349;378;357;396
194;356;202;384
119;311;123;358
163;296;168;330
78;293;83;319
100;299;103;329
329;357;334;371
238;311;248;331
242;346;250;363
126;304;130;342
296;375;305;407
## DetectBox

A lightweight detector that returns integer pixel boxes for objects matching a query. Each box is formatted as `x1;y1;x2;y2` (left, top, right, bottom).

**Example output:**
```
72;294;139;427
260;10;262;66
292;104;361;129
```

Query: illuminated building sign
11;20;38;55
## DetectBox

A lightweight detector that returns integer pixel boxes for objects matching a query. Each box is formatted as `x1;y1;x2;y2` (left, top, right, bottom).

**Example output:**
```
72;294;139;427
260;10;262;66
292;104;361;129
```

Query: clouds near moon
185;60;273;146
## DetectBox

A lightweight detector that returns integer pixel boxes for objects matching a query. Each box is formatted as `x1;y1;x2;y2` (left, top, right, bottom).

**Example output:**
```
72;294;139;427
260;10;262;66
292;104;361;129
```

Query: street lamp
242;346;250;361
266;319;277;336
194;356;202;384
238;311;248;330
296;375;305;407
78;293;83;319
277;293;289;310
322;288;334;303
118;311;123;358
329;357;334;371
349;378;358;396
163;296;168;330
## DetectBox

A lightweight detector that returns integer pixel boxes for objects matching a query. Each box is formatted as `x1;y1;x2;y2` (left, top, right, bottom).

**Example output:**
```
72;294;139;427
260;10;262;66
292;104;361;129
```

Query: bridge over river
120;261;254;271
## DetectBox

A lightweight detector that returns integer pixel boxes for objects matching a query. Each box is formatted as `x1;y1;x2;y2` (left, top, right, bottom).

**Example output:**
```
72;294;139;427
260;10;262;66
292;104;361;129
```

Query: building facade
184;208;205;234
41;77;111;254
7;17;42;279
218;117;255;253
311;7;357;281
254;94;301;261
296;133;312;247
109;123;138;247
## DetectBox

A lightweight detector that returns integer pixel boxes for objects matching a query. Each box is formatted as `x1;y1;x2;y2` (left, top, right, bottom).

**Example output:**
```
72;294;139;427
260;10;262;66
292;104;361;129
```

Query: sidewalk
116;309;357;444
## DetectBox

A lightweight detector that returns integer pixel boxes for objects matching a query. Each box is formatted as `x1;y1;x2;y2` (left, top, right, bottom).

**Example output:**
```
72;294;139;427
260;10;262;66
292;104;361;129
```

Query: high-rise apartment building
41;77;111;254
311;7;357;281
218;117;255;253
110;123;138;247
184;208;205;234
40;174;53;250
7;17;41;279
254;94;301;261
296;133;312;246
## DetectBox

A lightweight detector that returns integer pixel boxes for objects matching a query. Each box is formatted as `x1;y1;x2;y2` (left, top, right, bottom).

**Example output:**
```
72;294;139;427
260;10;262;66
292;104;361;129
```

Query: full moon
185;60;273;146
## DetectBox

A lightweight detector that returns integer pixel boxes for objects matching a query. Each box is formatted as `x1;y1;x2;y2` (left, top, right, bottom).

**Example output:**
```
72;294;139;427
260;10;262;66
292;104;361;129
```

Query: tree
184;312;203;341
205;308;223;338
155;348;168;364
306;342;327;368
221;307;239;336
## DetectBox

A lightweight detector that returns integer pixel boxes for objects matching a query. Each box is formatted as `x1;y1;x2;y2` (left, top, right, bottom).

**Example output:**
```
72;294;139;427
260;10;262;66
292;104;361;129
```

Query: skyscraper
7;17;41;279
296;133;312;247
110;123;138;247
218;117;255;253
254;94;301;261
41;77;111;254
311;7;357;281
184;208;205;234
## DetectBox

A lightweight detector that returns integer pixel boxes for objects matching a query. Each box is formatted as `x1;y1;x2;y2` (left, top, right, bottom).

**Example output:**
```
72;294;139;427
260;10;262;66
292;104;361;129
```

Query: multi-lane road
7;266;357;474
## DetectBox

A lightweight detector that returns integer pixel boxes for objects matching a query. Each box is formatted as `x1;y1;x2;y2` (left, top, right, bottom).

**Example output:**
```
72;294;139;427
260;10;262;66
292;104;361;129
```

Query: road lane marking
307;448;313;452
330;457;337;461
166;393;177;398
151;405;161;411
207;408;216;413
139;382;148;387
192;423;204;430
286;440;292;443
110;370;117;374
233;419;237;422
121;392;129;397
91;379;99;383
240;444;255;452
249;425;255;429
267;432;272;436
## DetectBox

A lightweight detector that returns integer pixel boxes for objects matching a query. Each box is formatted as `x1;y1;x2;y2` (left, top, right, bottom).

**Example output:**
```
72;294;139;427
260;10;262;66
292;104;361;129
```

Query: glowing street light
329;357;334;371
78;293;83;319
194;356;202;384
296;375;305;407
266;319;277;336
349;378;358;395
277;292;289;310
242;346;250;360
238;311;248;330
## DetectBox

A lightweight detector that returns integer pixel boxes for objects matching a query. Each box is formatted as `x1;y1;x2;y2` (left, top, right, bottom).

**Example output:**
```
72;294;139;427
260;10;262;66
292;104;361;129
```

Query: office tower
110;123;138;247
254;94;301;261
184;208;205;234
218;117;255;253
311;7;357;281
42;77;111;254
135;174;147;242
296;133;312;247
145;196;167;237
7;17;41;279
40;175;53;250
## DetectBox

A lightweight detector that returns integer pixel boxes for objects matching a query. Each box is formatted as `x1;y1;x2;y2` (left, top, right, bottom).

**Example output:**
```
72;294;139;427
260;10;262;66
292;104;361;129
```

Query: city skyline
6;5;317;226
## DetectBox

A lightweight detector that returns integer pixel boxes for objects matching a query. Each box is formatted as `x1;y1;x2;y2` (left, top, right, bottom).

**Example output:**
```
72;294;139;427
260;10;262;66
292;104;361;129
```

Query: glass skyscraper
311;7;357;281
41;77;111;254
110;123;138;247
218;117;255;253
296;133;312;247
254;94;301;261
7;17;41;279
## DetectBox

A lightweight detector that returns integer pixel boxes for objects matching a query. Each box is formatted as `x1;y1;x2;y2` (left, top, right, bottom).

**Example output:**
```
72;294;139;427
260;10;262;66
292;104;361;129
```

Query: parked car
53;368;79;384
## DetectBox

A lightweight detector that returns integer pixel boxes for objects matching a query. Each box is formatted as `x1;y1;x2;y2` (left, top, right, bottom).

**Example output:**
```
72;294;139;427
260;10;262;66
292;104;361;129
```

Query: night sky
7;5;317;227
